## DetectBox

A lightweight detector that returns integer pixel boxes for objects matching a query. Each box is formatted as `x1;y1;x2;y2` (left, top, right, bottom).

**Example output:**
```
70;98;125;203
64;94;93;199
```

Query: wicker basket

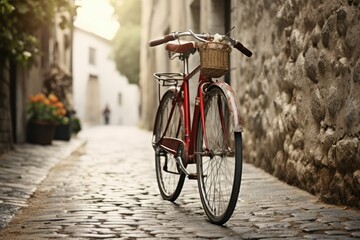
199;42;231;78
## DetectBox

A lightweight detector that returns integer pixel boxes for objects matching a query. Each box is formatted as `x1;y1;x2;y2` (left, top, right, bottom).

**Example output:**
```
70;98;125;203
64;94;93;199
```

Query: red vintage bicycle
150;30;252;224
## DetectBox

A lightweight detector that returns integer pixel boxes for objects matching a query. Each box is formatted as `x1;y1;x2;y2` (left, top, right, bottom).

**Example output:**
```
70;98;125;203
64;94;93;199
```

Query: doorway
85;75;101;125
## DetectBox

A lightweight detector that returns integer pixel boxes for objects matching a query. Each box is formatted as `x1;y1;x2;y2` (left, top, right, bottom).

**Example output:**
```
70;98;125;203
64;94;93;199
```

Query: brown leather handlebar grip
234;42;252;57
149;34;176;47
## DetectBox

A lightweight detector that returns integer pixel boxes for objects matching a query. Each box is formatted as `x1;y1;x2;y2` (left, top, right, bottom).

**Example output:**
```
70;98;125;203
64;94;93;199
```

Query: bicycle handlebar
234;42;252;57
149;33;176;47
149;31;252;58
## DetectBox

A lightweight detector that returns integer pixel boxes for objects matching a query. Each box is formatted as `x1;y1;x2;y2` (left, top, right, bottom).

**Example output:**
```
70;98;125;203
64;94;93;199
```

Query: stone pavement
0;126;359;239
0;136;85;229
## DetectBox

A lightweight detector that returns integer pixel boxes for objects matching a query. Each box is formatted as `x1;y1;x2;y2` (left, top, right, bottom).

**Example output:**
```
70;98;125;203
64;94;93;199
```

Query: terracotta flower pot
27;120;56;145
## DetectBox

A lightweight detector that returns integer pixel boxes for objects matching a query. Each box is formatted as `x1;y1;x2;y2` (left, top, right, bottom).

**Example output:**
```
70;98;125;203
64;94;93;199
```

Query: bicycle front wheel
196;86;243;225
153;90;186;201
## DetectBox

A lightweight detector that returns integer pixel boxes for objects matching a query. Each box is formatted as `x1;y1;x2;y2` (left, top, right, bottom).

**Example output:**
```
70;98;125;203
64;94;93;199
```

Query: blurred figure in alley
103;104;111;125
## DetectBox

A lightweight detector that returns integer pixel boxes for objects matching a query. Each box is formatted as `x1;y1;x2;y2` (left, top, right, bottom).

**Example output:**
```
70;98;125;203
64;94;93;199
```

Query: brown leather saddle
165;40;197;54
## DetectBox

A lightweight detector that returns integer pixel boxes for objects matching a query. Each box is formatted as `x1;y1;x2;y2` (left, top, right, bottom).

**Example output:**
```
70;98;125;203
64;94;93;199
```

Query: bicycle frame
151;29;251;224
182;63;208;165
156;62;202;166
156;57;243;168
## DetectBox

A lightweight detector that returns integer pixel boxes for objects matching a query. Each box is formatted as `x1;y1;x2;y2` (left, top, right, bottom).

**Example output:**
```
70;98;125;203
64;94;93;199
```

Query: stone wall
231;0;360;207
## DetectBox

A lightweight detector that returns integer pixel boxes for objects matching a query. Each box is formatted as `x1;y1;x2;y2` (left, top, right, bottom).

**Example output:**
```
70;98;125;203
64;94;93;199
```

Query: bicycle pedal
188;173;198;180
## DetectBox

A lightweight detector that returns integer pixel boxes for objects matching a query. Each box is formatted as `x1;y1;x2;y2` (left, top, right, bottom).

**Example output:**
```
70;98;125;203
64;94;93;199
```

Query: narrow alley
0;126;359;239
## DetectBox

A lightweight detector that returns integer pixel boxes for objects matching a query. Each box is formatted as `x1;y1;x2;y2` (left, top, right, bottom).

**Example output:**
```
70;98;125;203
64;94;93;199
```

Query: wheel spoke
155;91;185;201
196;87;242;224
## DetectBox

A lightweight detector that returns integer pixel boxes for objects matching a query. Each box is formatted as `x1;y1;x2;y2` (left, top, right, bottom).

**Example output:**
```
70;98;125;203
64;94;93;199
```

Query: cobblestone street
0;126;360;239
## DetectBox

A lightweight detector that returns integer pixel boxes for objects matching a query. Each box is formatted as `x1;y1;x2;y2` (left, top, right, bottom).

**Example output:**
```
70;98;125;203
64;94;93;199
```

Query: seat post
183;57;189;74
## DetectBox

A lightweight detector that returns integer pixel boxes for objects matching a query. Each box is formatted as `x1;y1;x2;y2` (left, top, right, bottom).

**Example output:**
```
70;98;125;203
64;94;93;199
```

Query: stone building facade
72;27;140;126
140;0;360;208
0;12;73;155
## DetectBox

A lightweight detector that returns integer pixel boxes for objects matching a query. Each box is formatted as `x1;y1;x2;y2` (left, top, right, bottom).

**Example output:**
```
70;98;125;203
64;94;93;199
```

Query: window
89;47;96;65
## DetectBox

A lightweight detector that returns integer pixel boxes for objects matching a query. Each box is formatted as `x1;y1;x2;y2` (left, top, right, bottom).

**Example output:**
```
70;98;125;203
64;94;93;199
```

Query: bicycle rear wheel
153;90;186;201
196;86;243;224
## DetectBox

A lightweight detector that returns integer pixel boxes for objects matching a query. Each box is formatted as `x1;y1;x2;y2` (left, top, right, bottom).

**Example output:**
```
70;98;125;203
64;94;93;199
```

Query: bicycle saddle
166;40;196;54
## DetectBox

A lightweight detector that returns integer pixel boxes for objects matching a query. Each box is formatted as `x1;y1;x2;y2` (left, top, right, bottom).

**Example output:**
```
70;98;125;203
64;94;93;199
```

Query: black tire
196;86;243;224
154;90;186;201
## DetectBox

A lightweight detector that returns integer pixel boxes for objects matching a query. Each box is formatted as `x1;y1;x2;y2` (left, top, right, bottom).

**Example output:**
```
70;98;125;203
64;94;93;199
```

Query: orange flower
53;108;66;116
60;108;67;116
43;98;51;105
37;93;46;102
48;93;58;103
28;92;68;124
55;102;64;109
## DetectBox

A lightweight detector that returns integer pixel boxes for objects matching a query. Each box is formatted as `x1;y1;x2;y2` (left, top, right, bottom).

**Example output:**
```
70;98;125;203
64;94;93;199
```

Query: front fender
210;82;243;132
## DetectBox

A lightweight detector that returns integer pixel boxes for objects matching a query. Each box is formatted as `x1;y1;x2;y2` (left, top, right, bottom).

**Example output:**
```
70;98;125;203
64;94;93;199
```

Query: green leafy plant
110;0;140;85
0;0;76;68
28;93;68;125
71;117;82;135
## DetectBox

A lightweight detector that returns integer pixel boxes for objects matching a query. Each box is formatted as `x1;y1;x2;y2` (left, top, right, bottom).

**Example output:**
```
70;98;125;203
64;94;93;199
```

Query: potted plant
27;93;68;145
53;112;72;140
42;64;73;141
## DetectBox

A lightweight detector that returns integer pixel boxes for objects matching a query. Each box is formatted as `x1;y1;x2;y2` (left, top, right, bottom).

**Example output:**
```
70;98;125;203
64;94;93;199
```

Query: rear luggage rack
154;72;184;87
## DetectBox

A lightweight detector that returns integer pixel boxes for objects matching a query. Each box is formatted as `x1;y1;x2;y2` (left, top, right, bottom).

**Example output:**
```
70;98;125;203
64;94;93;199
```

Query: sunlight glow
74;0;119;40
